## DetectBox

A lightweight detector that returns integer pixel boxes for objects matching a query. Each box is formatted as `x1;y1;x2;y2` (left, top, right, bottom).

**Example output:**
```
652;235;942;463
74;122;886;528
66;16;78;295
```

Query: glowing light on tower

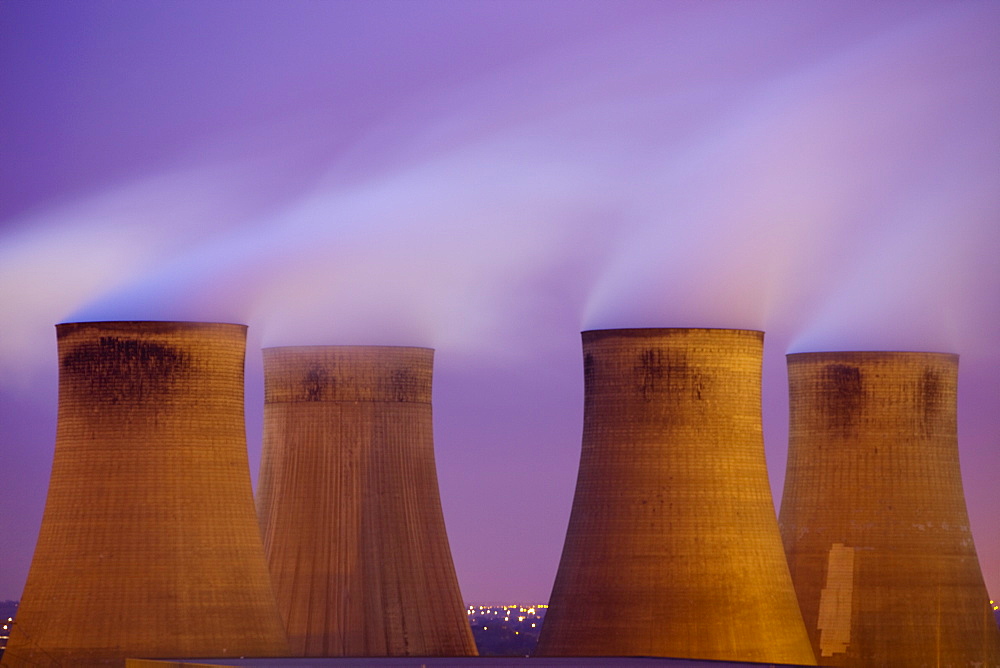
536;328;816;664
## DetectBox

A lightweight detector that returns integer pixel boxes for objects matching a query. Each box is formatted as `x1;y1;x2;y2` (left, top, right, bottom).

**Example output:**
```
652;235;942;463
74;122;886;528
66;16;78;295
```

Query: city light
466;602;548;654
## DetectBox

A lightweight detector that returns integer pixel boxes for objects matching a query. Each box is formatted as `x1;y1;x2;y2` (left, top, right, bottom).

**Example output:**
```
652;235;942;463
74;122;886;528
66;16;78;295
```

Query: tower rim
582;327;764;341
263;344;434;353
55;320;248;333
787;350;958;362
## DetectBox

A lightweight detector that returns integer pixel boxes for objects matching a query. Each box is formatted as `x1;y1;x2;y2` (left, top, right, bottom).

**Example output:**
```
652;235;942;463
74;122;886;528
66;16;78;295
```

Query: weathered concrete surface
780;351;1000;667
536;328;815;664
4;321;289;668
256;346;475;657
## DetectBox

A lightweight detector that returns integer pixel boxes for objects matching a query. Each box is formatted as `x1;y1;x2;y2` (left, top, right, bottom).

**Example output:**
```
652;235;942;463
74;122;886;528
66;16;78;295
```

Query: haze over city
1;0;997;608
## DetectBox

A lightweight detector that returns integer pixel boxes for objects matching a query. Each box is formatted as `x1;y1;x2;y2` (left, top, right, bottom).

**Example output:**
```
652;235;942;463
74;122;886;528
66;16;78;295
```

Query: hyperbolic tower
255;346;476;656
779;351;1000;667
4;321;289;668
536;328;816;664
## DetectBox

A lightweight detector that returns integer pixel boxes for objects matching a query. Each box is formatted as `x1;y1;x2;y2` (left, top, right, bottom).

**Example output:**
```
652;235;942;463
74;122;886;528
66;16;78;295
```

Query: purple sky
1;0;997;604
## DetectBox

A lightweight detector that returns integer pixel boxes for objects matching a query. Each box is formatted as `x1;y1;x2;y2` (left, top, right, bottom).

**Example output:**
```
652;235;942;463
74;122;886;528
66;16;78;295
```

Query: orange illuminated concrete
4;321;289;668
255;346;476;657
535;328;816;664
779;351;1000;666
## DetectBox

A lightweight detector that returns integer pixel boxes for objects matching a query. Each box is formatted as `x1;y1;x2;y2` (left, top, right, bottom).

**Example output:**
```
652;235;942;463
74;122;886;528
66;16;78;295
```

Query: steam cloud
1;0;997;602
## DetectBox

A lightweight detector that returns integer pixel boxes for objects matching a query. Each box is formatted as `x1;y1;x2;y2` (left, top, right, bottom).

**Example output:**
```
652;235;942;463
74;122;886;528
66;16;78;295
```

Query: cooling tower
779;351;1000;667
535;328;816;664
3;322;289;668
255;346;476;656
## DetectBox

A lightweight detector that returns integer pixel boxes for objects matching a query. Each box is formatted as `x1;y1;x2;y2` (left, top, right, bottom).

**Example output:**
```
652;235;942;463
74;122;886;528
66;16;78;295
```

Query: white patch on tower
817;542;855;657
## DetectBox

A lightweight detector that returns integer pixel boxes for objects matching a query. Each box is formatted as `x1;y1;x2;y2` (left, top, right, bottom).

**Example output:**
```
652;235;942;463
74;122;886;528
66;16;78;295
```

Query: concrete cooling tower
535;328;816;664
255;346;476;657
779;351;1000;667
3;322;289;668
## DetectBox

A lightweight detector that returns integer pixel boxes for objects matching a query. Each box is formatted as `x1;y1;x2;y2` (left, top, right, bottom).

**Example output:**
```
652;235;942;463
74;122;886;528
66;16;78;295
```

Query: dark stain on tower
919;368;943;436
636;348;665;400
302;363;329;401
61;335;189;403
635;349;705;404
391;368;417;401
820;363;862;433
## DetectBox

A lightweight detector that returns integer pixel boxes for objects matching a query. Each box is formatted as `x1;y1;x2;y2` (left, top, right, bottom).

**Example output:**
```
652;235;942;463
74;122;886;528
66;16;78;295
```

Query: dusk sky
1;0;997;604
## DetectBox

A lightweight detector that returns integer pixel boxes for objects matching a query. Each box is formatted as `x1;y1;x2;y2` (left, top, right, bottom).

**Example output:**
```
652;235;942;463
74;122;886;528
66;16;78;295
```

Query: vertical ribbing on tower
4;321;289;668
779;351;1000;667
255;346;476;656
535;328;816;664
